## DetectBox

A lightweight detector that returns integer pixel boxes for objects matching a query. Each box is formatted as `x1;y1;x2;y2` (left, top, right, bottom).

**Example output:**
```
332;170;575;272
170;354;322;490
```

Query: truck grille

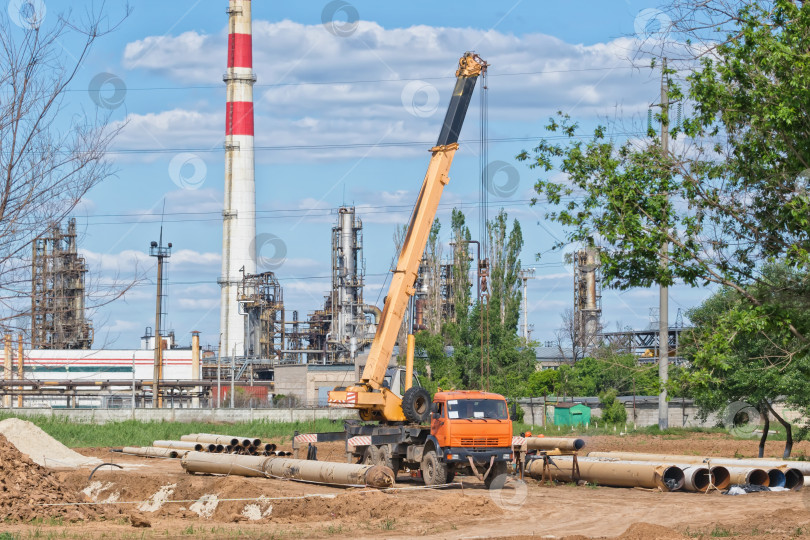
460;437;501;447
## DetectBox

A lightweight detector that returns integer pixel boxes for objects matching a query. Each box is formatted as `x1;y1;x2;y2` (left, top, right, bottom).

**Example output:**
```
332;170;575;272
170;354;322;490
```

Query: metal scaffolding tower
31;218;93;349
239;271;285;362
573;246;602;356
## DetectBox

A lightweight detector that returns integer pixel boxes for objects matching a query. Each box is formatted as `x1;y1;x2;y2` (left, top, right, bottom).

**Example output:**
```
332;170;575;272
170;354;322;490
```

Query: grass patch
512;421;729;437
0;413;344;448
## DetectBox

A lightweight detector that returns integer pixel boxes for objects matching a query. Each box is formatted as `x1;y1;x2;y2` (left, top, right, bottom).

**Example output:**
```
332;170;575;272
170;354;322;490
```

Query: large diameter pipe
181;452;395;488
711;466;731;490
123;446;180;459
524;437;585;452
182;452;268;477
529;458;684;491
590;451;809;472
680;465;713;492
767;468;786;488
263;458;395;488
780;468;804;490
725;466;769;486
153;440;203;452
181;434;240;446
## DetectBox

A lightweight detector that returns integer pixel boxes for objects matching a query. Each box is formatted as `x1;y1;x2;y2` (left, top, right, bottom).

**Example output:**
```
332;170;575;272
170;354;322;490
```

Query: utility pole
149;231;171;409
658;57;670;430
519;268;536;341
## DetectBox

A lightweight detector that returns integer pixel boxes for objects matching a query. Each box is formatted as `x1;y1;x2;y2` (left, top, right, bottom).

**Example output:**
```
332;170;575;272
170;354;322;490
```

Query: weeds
381;518;396;531
0;414;343;448
710;526;733;537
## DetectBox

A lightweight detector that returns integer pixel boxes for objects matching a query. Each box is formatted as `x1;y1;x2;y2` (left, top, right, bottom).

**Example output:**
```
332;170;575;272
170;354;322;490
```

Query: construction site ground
5;431;810;539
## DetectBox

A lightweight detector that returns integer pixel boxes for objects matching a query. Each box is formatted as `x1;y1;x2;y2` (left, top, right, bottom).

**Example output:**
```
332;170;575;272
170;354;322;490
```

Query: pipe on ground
263;457;395;488
711;466;731;490
780;468;804;490
524;437;585;452
180;452;395;488
123;446;180;459
180;434;240;446
152;440;203;452
681;465;713;492
767;468;786;488
589;451;810;480
725;466;769;486
528;457;684;491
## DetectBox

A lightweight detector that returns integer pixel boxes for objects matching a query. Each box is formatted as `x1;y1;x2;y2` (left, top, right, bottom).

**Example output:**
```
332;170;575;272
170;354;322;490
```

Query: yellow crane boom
329;52;487;423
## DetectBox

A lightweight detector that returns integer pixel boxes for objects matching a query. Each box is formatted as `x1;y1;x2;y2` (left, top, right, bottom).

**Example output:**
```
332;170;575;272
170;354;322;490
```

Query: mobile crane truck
296;53;513;488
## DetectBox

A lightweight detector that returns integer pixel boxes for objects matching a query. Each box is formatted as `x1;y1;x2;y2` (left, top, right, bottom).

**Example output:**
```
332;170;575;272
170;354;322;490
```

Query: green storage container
549;402;591;426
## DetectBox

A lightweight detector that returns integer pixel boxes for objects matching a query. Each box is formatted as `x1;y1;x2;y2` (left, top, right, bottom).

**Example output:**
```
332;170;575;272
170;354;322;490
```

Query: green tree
682;264;810;458
517;0;810;365
599;390;627;425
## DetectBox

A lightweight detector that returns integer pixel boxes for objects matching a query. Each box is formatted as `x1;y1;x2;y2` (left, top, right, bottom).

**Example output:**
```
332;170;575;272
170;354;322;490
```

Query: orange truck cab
423;390;513;487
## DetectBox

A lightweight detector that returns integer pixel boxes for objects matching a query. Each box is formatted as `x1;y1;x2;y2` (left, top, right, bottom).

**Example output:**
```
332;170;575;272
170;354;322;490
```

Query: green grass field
0;411;756;448
0;413;344;448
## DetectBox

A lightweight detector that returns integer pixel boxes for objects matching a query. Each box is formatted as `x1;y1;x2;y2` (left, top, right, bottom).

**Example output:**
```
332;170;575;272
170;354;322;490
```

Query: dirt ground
5;432;810;539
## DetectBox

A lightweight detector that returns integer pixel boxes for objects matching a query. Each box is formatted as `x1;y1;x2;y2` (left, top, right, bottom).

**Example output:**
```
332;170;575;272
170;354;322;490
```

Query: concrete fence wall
4;407;356;424
517;397;802;429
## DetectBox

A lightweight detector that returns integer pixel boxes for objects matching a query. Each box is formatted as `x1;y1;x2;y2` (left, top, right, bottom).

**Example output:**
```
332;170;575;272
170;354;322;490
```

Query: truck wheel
485;461;508;489
446;464;456;483
421;450;447;486
362;445;382;465
402;386;431;424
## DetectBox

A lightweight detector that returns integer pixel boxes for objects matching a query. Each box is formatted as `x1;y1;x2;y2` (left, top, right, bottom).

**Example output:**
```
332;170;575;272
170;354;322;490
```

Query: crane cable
479;62;491;392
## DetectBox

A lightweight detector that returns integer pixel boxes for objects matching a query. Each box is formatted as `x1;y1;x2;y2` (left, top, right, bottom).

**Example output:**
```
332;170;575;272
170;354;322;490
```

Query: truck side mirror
430;403;439;414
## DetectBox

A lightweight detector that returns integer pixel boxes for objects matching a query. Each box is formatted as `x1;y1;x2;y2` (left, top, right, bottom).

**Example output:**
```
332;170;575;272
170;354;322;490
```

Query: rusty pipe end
364;464;396;488
749;469;770;486
783;468;804;491
711;466;730;490
661;466;685;491
685;467;712;492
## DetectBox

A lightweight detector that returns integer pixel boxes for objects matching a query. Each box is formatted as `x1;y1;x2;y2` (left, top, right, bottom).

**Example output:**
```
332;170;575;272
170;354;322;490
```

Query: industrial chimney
220;0;256;357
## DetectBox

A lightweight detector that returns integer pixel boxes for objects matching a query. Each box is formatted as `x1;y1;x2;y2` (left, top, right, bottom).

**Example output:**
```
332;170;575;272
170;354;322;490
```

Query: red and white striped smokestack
220;0;255;357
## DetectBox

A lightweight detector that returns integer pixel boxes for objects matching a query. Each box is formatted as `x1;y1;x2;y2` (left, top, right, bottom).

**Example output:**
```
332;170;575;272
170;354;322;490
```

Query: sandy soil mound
0;434;116;522
0;417;101;468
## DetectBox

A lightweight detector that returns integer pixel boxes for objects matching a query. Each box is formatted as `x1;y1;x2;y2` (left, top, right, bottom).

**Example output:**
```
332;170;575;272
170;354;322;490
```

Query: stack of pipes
516;439;803;491
588;451;805;490
121;433;292;460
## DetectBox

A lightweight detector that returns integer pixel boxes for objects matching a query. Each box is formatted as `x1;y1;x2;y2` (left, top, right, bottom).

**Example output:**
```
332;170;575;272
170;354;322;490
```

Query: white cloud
118;20;657;163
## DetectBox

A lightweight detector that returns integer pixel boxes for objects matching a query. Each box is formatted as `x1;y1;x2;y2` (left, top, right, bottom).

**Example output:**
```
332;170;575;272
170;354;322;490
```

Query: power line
66;66;644;94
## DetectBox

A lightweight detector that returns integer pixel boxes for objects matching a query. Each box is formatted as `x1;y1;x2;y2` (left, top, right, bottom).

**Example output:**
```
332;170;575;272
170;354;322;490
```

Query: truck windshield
446;399;508;420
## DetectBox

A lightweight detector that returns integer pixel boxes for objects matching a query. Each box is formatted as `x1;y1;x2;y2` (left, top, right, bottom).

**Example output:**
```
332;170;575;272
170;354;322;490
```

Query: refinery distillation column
220;0;256;357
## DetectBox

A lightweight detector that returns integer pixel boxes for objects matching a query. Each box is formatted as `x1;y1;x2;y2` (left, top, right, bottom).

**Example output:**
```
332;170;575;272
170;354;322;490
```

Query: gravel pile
0;417;102;468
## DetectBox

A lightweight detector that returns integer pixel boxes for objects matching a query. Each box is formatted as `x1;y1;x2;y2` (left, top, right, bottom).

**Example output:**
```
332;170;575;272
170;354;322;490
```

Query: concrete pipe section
152;440;203;452
724;466;769;486
181;452;396;488
710;466;731;490
529;457;684;491
781;468;804;490
590;451;809;475
123;446;180;459
524;437;586;452
680;465;713;492
180;434;240;447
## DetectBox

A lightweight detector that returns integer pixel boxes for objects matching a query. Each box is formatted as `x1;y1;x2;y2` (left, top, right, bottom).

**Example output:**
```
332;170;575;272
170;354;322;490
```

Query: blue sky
33;0;713;350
